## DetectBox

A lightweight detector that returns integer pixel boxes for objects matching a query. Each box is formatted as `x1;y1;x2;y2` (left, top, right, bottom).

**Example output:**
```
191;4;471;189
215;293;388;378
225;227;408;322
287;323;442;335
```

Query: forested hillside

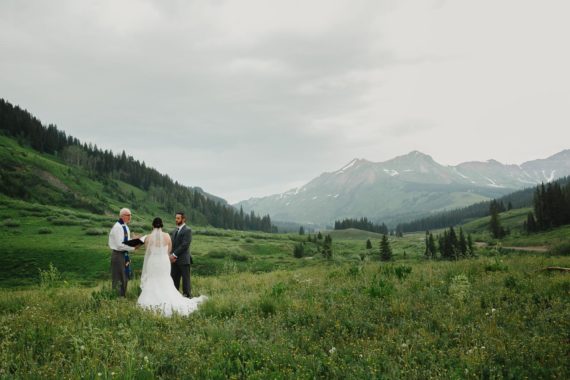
396;176;570;232
0;99;273;232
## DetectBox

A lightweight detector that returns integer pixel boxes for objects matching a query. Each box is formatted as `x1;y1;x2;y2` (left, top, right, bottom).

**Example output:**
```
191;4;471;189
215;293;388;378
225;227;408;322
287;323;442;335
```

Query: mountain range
235;150;570;226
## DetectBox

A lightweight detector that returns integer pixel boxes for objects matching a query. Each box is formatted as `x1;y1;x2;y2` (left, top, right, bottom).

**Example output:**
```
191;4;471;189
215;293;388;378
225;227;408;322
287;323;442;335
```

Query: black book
124;235;146;247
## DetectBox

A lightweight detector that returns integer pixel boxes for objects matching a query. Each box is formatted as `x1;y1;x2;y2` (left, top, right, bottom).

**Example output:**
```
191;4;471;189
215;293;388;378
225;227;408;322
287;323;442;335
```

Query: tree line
524;182;570;233
0;98;274;232
334;217;388;234
424;227;474;260
397;179;570;233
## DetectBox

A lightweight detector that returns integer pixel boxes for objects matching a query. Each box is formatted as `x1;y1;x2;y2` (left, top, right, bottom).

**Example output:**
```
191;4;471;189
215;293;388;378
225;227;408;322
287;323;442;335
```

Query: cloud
1;0;569;204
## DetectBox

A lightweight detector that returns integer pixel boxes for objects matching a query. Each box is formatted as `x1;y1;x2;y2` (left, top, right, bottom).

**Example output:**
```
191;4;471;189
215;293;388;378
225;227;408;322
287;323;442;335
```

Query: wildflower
329;347;336;354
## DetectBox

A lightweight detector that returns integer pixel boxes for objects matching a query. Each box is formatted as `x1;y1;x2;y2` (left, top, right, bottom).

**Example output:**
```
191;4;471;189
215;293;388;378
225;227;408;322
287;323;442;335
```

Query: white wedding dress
137;228;207;317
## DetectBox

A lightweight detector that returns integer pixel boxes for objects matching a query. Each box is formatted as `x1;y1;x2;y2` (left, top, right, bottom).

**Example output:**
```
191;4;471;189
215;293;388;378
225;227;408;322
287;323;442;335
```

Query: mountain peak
385;150;435;164
546;149;570;160
334;158;371;174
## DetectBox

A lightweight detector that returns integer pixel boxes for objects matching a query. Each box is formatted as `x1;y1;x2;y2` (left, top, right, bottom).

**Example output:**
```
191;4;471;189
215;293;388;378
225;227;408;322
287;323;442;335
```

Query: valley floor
1;255;568;379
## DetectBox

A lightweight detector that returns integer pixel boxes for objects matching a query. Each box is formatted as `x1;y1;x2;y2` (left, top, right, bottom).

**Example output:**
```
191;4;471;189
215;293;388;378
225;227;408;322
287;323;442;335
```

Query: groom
170;211;192;297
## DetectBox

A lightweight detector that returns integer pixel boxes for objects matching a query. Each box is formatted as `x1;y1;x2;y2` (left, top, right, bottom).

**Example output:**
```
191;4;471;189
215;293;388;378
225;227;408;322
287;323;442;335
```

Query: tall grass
1;255;568;378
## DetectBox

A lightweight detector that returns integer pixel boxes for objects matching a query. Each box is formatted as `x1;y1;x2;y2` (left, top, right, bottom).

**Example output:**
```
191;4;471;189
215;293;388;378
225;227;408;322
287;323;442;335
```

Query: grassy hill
0;134;175;218
460;207;570;250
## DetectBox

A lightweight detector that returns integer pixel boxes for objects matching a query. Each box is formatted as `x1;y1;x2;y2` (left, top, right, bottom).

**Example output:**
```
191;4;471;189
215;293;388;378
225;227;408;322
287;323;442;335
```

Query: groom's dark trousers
171;225;192;297
111;250;128;297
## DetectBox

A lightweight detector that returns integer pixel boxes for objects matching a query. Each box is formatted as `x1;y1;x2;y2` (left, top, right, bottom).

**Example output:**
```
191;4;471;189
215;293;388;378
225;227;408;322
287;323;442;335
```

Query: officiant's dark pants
111;250;128;297
171;264;191;297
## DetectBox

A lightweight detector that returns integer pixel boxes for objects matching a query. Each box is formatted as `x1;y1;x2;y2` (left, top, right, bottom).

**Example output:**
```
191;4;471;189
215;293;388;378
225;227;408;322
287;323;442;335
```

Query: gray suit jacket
171;225;192;265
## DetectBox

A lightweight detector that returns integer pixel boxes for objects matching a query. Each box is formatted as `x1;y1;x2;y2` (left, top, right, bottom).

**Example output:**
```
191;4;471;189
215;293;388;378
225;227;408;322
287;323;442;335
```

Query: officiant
108;208;140;297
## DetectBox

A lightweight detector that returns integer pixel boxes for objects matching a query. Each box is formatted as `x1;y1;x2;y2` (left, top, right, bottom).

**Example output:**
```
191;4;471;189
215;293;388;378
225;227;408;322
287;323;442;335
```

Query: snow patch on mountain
453;167;469;179
383;169;399;176
335;159;359;175
485;177;505;188
543;169;556;182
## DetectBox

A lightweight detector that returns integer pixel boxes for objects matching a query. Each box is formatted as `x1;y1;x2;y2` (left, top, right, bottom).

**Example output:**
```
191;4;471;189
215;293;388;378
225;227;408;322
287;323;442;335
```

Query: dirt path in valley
475;242;549;252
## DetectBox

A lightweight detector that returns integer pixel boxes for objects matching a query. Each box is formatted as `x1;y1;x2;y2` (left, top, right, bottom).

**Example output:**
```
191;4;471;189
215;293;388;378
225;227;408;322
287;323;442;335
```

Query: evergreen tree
524;212;537;233
458;227;467;257
366;238;372;250
299;226;305;235
293;243;305;258
317;231;323;240
322;234;333;259
467;233;475;256
379;234;392;261
428;233;437;259
489;200;505;239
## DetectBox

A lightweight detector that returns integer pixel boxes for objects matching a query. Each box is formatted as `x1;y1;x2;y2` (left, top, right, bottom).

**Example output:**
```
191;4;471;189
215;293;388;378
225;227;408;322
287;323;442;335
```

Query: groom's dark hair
152;217;163;228
176;211;186;220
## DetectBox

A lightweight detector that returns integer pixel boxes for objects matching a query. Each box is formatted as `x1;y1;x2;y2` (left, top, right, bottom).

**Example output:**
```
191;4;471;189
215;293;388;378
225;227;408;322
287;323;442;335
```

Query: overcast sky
1;0;569;203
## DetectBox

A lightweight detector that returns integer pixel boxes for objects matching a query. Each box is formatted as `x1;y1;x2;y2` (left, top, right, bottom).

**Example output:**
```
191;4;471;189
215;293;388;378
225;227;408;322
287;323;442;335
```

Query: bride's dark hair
152;217;163;229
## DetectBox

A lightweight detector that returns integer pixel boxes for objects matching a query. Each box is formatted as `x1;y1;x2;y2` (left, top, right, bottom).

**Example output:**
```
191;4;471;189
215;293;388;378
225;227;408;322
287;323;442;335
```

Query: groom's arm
171;229;191;258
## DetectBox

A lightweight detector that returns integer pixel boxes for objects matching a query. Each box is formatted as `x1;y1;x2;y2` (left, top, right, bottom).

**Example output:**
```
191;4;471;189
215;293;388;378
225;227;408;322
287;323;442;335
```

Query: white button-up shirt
108;221;135;252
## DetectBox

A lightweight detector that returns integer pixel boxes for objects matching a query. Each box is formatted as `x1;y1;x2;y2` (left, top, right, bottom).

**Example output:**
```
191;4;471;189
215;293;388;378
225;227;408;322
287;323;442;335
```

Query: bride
137;217;207;316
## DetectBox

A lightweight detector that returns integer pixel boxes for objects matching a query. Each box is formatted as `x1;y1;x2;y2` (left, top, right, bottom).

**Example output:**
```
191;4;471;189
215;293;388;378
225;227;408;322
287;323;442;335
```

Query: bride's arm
165;233;172;254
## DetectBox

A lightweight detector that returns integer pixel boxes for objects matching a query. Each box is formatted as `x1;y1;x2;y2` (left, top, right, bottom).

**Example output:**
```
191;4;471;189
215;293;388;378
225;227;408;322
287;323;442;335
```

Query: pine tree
489;200;505;239
366;238;372;250
379;234;392;261
424;231;431;259
428;233;437;259
458;227;467;257
299;226;305;235
293;243;305;258
525;212;537;233
317;231;323;240
467;233;474;256
322;234;333;259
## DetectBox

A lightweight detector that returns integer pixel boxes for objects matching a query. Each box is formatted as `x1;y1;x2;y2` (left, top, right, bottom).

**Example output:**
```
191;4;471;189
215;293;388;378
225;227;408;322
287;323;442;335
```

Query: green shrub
38;227;53;234
51;218;76;226
394;265;412;281
258;296;277;316
485;258;508;272
367;276;394;299
270;282;287;297
504;275;520;290
3;218;20;227
449;274;470;301
85;228;106;236
207;250;227;259
39;263;63;288
549;242;570;256
293;242;305;258
230;253;249;262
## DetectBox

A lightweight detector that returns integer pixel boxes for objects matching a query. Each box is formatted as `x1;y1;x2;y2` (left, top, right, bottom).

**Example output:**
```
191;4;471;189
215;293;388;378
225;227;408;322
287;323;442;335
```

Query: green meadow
1;197;569;378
